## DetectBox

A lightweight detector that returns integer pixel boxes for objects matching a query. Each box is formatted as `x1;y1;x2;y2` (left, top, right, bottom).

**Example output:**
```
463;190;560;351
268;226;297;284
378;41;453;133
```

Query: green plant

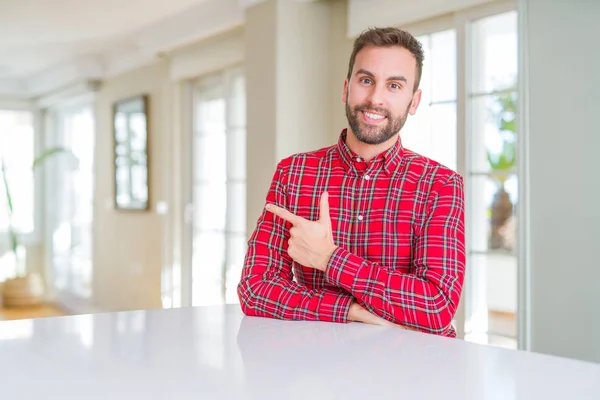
1;147;75;277
487;89;518;186
487;86;518;250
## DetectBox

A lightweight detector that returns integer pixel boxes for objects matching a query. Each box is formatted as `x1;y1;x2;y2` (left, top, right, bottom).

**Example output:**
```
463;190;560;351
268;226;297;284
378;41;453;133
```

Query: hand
348;302;418;331
265;191;337;272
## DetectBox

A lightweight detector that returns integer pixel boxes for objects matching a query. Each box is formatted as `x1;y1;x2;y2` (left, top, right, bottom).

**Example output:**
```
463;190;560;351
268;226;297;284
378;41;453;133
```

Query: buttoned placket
353;158;376;226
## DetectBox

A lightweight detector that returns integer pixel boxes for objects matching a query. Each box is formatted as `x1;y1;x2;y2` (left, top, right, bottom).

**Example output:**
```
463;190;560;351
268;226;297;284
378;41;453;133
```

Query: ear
342;79;349;103
408;89;422;115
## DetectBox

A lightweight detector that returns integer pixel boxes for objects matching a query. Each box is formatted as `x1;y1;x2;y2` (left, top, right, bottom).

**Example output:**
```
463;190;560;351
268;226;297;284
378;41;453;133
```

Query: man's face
343;45;422;145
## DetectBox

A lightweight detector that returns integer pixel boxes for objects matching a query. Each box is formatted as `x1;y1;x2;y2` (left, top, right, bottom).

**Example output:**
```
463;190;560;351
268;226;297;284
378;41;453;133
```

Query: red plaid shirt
238;129;466;336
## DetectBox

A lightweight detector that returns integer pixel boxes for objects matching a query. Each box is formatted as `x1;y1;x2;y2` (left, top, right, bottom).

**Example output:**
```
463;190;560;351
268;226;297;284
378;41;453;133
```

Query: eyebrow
356;68;408;84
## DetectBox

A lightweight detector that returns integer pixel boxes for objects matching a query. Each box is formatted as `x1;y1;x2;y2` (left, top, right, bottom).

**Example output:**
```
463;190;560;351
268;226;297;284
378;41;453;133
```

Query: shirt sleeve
324;173;466;334
237;159;353;323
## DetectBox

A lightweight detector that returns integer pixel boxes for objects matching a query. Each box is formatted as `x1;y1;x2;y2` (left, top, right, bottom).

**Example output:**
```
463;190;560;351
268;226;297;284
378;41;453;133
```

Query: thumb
319;191;332;228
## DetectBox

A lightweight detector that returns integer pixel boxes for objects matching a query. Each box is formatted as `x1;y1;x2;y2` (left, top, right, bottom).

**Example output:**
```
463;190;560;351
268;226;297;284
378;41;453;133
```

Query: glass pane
6;171;34;233
471;11;518;94
191;70;248;310
52;107;95;298
0;110;35;235
195;96;226;136
402;31;457;172
194;133;227;183
402;101;457;172
465;253;517;341
429;102;457;171
416;34;431;106
227;128;246;180
195;183;227;232
225;234;246;304
192;231;226;306
430;30;457;102
402;103;432;160
131;165;148;203
114;112;128;143
129;113;147;151
228;72;246;128
227;182;246;234
470;175;518;253
470;92;517;173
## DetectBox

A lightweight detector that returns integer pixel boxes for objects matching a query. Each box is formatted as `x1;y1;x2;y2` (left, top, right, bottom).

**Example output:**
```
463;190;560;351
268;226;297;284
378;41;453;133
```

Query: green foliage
1;146;74;271
487;89;518;184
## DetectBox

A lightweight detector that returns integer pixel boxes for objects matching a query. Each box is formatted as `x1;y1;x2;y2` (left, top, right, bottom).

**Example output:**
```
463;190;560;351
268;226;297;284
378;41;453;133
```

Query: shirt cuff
317;289;354;323
325;246;364;293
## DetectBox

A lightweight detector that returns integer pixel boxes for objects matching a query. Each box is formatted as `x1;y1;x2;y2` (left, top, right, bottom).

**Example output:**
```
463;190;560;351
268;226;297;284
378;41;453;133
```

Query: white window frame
181;64;246;308
397;0;525;348
161;28;245;310
0;101;44;276
40;91;97;310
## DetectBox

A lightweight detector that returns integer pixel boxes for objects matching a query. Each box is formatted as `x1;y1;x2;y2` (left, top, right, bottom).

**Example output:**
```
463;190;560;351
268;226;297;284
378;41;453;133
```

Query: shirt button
356;157;362;162
364;174;371;180
357;215;364;221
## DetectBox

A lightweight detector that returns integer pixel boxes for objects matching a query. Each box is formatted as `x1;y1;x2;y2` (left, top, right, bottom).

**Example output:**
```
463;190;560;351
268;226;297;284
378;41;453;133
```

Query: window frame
172;63;246;309
0;103;44;278
41;93;96;310
397;0;524;348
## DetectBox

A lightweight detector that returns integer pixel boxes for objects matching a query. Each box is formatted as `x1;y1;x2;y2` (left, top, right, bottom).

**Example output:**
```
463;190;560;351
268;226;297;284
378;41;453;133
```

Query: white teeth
365;112;385;120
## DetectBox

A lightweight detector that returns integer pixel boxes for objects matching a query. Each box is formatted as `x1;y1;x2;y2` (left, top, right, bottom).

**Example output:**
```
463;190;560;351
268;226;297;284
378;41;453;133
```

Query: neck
345;128;399;162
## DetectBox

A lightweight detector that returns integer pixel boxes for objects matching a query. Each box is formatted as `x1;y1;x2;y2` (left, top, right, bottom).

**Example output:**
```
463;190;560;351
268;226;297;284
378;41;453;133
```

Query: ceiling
0;0;247;98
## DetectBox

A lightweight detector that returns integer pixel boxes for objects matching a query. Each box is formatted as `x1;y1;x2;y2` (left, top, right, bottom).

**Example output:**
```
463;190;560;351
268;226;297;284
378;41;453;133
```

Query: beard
345;100;411;145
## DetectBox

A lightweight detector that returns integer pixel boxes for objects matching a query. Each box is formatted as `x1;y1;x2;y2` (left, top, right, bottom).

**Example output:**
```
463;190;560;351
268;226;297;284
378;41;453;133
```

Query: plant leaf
1;156;18;257
32;146;72;169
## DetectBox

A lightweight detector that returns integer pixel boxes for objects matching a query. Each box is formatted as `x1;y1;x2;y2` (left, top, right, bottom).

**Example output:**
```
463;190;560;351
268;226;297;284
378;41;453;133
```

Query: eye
389;82;403;90
360;77;373;85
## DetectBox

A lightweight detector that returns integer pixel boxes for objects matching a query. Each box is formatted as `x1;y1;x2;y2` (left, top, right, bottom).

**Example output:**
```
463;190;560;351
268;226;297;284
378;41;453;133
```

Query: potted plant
487;89;517;251
1;147;76;307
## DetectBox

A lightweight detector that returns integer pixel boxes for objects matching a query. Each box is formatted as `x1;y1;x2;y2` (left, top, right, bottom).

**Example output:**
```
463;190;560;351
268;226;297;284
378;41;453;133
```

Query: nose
366;82;386;107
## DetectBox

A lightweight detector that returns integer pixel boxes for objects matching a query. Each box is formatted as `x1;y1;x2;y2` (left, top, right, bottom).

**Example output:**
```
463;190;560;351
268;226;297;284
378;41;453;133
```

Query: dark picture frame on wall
112;94;150;211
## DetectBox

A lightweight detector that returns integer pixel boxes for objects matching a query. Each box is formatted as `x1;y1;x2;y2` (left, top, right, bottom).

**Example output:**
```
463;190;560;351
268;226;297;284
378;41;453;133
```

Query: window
190;67;246;306
0;109;35;280
47;106;95;299
465;10;519;349
400;5;519;349
403;29;458;171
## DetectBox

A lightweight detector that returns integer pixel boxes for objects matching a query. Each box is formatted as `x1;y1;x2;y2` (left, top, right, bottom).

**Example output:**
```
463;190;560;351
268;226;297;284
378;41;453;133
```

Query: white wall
524;0;600;363
328;0;354;143
93;61;171;312
244;0;353;236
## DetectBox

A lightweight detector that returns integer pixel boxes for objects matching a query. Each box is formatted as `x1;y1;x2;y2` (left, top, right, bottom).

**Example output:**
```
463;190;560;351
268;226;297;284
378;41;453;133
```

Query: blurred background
0;0;598;364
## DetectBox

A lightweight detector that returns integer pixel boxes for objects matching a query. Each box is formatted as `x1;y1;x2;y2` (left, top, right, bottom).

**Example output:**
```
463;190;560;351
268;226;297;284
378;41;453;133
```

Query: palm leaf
1;156;18;256
32;146;72;169
2;146;75;264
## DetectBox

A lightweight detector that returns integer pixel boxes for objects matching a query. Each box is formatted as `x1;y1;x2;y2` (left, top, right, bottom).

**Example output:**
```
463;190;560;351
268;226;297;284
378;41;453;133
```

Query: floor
0;304;65;321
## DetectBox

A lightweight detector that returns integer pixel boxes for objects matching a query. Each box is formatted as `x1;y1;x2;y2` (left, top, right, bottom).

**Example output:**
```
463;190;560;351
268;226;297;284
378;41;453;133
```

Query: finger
265;204;304;225
287;239;296;258
319;191;332;228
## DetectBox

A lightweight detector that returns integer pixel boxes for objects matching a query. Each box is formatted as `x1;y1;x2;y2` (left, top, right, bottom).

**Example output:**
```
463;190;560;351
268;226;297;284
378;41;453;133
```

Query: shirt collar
335;128;404;175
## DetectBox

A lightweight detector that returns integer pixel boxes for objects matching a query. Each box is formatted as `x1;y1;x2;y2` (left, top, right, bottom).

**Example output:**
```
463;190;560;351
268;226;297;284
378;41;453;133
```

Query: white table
0;305;598;399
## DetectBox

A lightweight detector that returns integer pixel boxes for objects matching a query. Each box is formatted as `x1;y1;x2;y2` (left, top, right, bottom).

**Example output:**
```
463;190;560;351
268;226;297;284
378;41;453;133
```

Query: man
237;27;466;337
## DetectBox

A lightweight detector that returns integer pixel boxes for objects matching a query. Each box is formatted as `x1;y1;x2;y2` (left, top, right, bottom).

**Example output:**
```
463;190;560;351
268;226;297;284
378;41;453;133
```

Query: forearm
238;249;353;323
325;247;462;334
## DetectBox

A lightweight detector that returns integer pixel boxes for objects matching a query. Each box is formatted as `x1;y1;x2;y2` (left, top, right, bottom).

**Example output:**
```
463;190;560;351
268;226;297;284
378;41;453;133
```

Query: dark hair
347;27;424;92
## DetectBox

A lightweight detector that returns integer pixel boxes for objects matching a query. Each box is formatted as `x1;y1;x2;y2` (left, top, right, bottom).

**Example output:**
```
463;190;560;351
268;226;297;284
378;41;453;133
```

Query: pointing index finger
265;204;304;226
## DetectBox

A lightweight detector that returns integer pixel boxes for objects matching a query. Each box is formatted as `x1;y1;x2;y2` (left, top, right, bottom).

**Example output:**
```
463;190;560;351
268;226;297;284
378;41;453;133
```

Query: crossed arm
237;161;466;334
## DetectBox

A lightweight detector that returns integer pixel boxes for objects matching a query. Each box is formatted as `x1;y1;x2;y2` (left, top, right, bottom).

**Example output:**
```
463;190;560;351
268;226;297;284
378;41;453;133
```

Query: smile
361;110;387;123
